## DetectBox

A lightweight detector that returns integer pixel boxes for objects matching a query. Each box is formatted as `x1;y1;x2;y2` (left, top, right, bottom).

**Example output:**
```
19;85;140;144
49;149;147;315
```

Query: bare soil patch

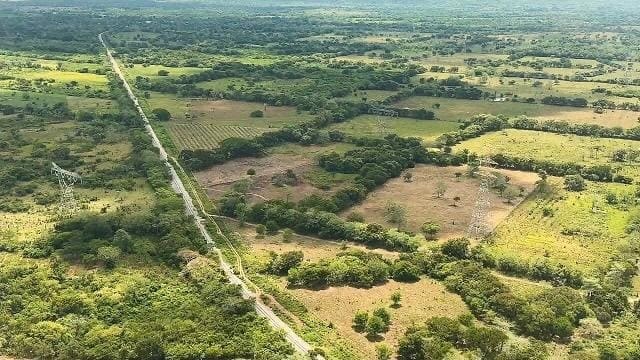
345;165;539;240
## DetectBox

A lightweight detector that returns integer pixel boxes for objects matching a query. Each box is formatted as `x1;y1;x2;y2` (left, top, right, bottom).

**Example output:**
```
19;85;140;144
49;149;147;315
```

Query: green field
455;129;640;178
393;96;640;127
168;123;268;150
489;180;638;275
328;114;460;142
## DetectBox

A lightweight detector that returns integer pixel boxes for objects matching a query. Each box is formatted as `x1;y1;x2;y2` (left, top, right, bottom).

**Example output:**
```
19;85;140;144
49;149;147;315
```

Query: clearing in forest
344;165;539;240
328;114;460;143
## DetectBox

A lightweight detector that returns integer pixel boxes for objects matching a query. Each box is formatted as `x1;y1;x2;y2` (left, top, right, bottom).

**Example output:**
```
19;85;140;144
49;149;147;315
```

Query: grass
167;123;267;150
142;93;313;148
488;179;638;275
144;93;311;127
393;96;640;127
328;114;460;142
338;90;400;102
455;129;640;178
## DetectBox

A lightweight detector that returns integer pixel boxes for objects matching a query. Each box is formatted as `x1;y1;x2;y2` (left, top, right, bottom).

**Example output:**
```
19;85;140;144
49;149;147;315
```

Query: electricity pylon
51;162;82;215
467;157;497;239
369;106;398;136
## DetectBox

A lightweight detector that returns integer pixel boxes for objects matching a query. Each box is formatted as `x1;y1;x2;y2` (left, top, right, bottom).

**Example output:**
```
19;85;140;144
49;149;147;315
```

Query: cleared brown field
195;143;357;203
291;279;469;359
345;165;539;240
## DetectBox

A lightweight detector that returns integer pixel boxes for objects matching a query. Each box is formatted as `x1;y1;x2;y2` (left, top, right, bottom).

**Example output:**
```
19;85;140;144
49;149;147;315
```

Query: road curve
99;32;321;358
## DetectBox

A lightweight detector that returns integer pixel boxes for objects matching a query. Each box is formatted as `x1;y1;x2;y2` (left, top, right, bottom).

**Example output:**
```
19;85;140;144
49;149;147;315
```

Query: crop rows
168;123;267;150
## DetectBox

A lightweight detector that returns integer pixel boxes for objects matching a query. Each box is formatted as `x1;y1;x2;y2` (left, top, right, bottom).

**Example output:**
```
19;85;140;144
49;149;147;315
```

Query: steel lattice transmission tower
467;157;498;239
368;107;398;136
51;162;82;215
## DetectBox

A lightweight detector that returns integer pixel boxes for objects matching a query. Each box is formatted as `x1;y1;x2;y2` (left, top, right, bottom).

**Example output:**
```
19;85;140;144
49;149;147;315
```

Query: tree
373;307;391;328
452;196;461;207
152;108;171;121
391;291;402;307
421;221;441;240
403;172;413;182
564;174;586;192
398;333;451;360
97;246;121;268
376;344;392;360
502;186;519;204
441;238;470;259
353;311;369;332
366;315;386;338
256;224;266;237
113;228;133;253
157;69;170;76
392;260;421;282
384;201;407;228
282;228;293;243
434;181;447;198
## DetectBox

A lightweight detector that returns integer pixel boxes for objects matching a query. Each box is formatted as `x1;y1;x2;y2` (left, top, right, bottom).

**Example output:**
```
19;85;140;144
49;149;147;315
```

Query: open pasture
168;123;267;150
488;180;638;275
328;114;460;142
290;279;469;359
456;129;640;178
394;96;640;127
145;93;311;126
345;165;539;240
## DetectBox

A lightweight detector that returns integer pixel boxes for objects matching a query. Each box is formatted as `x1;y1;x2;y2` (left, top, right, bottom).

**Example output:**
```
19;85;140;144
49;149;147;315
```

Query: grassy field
488;179;638;275
345;165;539;241
328;114;460;142
337;90;398;102
167;123;268;150
393;96;640;127
143;93;313;148
455;129;640;178
145;93;311;126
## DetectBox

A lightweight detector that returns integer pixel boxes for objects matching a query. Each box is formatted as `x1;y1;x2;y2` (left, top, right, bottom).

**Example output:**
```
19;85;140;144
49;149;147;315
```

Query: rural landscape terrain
2;0;640;359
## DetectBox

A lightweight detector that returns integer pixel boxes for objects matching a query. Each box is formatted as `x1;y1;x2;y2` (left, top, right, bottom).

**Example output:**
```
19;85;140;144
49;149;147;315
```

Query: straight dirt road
99;32;320;358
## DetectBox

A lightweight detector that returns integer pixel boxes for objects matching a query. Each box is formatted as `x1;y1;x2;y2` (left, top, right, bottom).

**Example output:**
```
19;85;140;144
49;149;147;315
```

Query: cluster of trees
490;154;632;184
353;307;392;339
495;257;583;288
400;239;589;341
285;249;424;288
135;60;418;113
287;250;395;288
511;117;640;141
540;96;588;107
220;190;420;251
396;315;537;360
383;79;484;105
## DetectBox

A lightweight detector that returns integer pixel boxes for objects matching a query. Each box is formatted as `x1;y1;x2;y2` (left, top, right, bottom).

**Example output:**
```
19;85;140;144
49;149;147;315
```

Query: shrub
250;110;264;118
564;174;586;192
151;108;171;121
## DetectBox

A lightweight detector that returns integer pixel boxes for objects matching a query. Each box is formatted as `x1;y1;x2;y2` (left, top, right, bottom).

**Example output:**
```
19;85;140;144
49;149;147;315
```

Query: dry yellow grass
345;165;539;240
291;279;469;359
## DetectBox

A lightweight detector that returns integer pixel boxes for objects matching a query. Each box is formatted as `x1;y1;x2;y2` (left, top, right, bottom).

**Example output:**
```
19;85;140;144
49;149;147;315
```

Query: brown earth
345;165;539;241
